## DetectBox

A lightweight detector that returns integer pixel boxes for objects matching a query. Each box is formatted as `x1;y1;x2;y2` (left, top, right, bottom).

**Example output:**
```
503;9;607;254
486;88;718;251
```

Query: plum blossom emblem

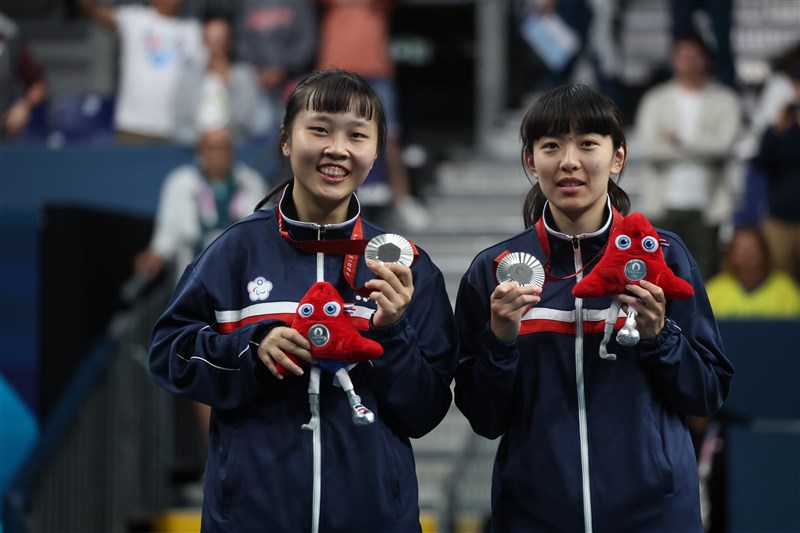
247;277;273;301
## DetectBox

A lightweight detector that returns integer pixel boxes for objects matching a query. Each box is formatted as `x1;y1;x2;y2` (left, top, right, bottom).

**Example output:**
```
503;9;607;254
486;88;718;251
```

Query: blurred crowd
2;0;432;234
3;1;799;290
2;0;799;305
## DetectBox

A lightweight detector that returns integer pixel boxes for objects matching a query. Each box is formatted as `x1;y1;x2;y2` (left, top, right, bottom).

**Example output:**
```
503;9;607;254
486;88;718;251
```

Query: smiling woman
283;108;379;223
147;68;458;533
256;68;387;220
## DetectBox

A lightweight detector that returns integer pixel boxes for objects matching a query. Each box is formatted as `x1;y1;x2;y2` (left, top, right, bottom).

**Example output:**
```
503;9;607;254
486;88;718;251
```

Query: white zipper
572;237;593;533
311;247;325;533
312;418;321;533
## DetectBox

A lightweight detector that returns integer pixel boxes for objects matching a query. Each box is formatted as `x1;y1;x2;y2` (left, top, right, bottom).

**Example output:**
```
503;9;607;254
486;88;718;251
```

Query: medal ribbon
491;250;516;284
276;205;418;297
498;206;622;284
534;206;622;282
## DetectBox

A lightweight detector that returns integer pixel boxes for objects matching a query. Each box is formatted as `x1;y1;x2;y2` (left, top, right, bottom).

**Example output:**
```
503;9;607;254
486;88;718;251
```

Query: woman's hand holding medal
490;251;546;342
490;281;542;342
364;259;414;327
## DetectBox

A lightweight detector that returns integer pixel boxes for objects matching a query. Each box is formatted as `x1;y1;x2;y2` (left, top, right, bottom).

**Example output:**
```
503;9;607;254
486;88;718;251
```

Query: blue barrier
3;336;115;533
717;320;800;532
726;426;800;533
718;320;800;421
0;143;281;416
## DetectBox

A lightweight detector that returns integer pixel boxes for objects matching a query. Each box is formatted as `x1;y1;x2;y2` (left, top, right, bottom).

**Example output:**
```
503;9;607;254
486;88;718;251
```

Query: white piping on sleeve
175;352;241;371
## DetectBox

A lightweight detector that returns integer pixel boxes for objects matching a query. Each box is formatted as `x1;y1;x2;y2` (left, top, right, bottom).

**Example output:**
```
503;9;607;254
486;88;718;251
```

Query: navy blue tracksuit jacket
455;205;733;533
149;194;458;532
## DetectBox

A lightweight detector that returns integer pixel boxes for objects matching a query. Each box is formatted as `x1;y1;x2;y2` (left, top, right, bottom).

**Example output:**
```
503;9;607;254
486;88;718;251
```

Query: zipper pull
317;224;328;240
571;236;583;275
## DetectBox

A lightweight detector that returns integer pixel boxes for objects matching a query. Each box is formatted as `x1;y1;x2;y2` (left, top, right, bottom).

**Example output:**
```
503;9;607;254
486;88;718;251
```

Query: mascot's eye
324;302;341;317
615;235;632;250
299;303;314;317
641;236;659;252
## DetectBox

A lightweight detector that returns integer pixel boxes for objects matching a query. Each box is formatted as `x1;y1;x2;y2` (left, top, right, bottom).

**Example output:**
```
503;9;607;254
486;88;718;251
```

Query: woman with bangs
149;69;458;532
454;84;732;532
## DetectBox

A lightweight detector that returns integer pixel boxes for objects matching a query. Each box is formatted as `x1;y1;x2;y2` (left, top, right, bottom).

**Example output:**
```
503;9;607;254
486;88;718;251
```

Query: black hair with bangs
520;84;630;227
255;69;387;210
282;68;387;157
520;84;626;154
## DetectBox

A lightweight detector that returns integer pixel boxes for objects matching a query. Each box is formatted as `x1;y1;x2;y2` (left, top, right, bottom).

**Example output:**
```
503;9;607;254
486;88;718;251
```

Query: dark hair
673;31;712;63
773;40;800;78
200;7;236;61
725;225;772;273
201;6;234;26
255;69;388;211
520;84;630;228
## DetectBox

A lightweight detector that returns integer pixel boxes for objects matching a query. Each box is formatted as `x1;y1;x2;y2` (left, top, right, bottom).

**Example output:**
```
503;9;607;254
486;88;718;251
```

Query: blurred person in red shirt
315;0;431;232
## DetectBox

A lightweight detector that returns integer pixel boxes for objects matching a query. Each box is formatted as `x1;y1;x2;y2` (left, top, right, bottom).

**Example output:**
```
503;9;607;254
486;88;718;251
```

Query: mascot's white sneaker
347;391;375;426
352;403;375;426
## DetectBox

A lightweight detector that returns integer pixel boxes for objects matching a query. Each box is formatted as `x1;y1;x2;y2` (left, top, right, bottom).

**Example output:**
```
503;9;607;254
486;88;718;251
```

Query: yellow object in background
150;509;202;533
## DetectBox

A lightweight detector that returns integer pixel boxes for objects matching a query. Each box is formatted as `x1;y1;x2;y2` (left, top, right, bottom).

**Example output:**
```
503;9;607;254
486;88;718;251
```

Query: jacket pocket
378;425;412;519
211;418;241;521
646;403;675;497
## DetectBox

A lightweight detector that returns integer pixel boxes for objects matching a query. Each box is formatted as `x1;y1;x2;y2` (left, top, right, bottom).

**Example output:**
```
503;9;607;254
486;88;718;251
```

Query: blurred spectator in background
669;0;737;91
133;126;265;443
174;8;264;146
752;62;800;282
698;223;800;532
133;127;267;285
315;0;431;232
732;41;800;228
749;41;800;139
515;0;623;107
236;0;318;138
634;31;741;280
78;0;204;143
705;225;800;318
0;11;47;139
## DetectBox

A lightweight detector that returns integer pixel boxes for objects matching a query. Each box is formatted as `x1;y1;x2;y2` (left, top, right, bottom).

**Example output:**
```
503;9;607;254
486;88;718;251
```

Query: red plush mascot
285;281;383;430
572;212;693;360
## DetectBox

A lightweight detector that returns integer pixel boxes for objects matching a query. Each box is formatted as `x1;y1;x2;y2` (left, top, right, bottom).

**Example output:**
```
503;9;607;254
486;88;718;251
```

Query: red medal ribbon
531;205;623;283
276;202;418;297
491;250;512;283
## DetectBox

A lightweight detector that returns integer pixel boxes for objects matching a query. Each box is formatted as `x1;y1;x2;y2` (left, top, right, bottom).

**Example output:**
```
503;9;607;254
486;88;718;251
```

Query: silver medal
496;252;545;287
364;234;414;267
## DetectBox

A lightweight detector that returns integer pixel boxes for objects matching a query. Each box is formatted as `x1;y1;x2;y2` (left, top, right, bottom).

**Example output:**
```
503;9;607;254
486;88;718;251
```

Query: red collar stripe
276;204;418;296
533;206;623;282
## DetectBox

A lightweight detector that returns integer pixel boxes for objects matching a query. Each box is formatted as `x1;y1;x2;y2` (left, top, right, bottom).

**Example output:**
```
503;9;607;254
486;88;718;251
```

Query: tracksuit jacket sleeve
148;266;277;410
367;268;459;439
638;242;734;416
453;274;519;440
